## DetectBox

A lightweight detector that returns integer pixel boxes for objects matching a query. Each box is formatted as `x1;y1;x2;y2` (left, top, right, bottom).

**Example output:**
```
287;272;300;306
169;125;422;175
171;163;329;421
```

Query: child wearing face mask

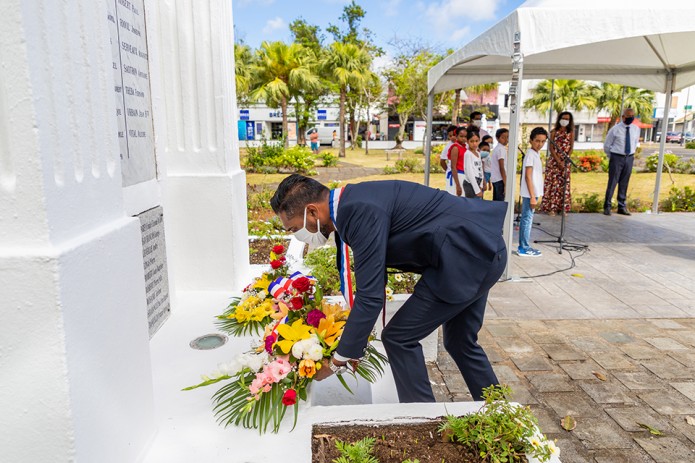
462;129;484;199
480;138;493;197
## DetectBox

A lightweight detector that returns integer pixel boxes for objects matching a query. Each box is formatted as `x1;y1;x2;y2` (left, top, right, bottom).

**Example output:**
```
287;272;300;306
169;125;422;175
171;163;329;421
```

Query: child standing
518;127;548;257
441;125;458;195
490;129;509;202
448;127;467;197
479;140;492;198
462;129;484;199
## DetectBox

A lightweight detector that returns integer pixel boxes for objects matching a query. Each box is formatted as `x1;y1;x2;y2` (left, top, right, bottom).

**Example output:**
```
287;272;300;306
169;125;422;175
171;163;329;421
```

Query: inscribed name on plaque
138;207;171;337
107;0;156;187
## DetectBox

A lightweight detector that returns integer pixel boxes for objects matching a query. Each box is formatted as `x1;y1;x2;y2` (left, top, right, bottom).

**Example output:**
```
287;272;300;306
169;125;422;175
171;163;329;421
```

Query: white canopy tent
424;0;695;279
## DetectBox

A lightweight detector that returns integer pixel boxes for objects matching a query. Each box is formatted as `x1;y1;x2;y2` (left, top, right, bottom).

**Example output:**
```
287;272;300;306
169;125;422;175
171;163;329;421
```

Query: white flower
547;440;559;456
243;352;269;372
292;340;307;359
209;368;224;379
257;290;268;300
385;287;394;297
219;358;242;376
306;343;324;362
394;273;403;282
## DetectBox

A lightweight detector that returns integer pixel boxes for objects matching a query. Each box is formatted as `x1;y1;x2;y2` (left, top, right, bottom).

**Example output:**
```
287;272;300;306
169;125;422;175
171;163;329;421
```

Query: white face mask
294;207;328;246
472;120;483;128
559;119;570;127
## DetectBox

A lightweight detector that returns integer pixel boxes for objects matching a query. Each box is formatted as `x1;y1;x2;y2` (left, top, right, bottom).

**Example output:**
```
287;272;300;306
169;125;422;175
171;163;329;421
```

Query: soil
312;420;492;463
248;238;290;264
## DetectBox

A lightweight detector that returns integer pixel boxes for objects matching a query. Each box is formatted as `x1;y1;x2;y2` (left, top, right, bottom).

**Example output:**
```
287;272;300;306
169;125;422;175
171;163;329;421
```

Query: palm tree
322;42;373;157
250;41;319;148
234;43;253;105
523;79;596;114
594;83;655;129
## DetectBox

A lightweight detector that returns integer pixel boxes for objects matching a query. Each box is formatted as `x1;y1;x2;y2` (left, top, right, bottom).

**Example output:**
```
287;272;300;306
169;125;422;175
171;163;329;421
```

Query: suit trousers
381;248;506;403
604;153;634;210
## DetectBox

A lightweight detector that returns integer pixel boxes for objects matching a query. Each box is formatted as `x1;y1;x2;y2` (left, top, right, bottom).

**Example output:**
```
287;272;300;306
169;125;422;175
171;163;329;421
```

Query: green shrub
382;166;398;175
244;138;284;172
304;246;354;296
327;180;342;189
627;197;650;213
573;192;603;213
278;145;315;173
674;158;695;174
440;385;557;463
394;157;423;173
685;141;695;149
414;148;424;154
247;218;285;237
431;144;444;155
662;186;695;211
320;152;339;167
571;150;606;172
429;154;443;173
645;152;679;172
355;135;363;149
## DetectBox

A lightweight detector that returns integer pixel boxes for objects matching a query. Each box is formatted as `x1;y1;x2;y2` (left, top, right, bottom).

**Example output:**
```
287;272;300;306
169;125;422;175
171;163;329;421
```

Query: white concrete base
1;217;154;463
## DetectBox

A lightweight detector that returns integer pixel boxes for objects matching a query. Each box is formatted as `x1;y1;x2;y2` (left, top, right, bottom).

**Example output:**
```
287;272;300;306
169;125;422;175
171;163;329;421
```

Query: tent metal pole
652;71;674;214
424;92;434;186
619;85;626;119
547;79;555;158
503;32;524;280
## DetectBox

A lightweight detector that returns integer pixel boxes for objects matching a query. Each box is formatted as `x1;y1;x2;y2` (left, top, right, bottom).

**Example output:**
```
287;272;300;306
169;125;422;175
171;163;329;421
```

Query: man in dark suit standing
271;175;507;402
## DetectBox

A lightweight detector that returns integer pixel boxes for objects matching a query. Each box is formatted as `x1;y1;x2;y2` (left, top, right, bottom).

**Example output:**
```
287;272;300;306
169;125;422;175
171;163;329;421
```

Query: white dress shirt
604;121;640;156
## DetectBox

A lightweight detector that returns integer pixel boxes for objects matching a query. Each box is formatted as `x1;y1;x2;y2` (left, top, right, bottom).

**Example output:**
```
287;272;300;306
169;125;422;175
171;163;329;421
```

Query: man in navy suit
271;175;507;402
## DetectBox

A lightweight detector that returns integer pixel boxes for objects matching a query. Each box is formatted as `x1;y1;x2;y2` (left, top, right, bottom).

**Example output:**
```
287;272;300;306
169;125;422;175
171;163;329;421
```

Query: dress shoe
603;209;611;216
617;208;631;216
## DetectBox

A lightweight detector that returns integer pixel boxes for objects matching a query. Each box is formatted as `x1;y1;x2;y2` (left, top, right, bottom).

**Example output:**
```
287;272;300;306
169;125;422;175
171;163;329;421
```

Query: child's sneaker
518;248;542;257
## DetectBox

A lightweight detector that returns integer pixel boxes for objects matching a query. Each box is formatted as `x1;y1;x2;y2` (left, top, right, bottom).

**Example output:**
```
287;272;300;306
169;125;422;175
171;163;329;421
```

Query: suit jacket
334;180;507;359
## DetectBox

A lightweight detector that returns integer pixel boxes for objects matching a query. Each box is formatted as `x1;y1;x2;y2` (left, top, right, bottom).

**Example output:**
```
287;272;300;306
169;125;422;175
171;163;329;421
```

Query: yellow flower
315;315;346;347
298;359;318;378
252;275;271;292
270;301;290;321
250;300;274;321
321;301;350;321
276;319;313;354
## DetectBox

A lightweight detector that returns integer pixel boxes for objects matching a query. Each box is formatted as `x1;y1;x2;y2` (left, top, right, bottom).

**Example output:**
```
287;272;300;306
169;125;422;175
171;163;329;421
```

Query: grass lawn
242;147;695;207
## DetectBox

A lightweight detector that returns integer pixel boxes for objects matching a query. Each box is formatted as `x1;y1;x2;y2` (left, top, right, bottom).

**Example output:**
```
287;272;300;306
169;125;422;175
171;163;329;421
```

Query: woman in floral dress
539;111;574;215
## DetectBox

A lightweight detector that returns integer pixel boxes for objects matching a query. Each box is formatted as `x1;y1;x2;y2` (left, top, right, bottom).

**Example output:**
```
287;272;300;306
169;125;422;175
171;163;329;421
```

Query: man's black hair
470;111;483;120
270;174;329;219
530;126;549;141
495;128;509;139
479;141;490;150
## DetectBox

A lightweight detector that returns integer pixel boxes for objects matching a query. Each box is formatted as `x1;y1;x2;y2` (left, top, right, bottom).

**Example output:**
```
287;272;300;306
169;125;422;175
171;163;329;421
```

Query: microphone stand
534;137;587;254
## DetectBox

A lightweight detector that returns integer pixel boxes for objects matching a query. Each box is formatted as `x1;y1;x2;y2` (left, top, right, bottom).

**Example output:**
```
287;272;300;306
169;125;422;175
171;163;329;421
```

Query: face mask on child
480;150;490;159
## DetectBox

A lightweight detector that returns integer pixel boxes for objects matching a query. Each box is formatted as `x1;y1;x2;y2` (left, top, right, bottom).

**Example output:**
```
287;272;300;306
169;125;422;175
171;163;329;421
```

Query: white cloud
262;17;286;35
424;0;500;43
383;0;403;17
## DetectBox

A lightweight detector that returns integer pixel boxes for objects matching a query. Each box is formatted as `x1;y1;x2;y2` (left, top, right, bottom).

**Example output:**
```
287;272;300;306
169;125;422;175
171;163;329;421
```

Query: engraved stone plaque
138;206;171;337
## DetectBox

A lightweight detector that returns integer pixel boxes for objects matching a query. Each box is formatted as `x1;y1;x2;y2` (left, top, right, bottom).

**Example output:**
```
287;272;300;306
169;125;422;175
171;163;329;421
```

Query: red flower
306;309;326;328
290;297;304;310
279;256;287;263
272;244;286;254
282;389;297;406
292;276;311;293
264;334;276;354
270;260;283;269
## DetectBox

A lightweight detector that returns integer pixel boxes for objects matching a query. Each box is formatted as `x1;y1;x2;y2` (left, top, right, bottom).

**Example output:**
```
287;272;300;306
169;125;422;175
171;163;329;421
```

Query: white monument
0;0;249;461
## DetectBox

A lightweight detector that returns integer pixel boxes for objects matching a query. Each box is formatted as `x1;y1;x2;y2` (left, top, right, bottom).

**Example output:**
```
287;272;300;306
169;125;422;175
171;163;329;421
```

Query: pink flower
306;309;326;328
267;358;292;380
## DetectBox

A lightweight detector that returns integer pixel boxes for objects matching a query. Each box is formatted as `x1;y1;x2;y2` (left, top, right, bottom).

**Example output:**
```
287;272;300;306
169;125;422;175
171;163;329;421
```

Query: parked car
666;132;683;143
684;132;694;142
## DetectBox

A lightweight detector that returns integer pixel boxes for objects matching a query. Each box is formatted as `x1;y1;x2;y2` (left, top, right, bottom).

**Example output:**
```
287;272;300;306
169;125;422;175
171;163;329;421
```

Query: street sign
685;105;692;110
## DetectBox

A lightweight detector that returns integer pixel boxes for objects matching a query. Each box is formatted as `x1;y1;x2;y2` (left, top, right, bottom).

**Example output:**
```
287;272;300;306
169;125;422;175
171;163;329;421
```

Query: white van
307;123;340;145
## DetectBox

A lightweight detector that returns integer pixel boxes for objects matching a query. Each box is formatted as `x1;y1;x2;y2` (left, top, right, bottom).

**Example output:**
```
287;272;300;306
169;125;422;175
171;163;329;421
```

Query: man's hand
313;358;334;381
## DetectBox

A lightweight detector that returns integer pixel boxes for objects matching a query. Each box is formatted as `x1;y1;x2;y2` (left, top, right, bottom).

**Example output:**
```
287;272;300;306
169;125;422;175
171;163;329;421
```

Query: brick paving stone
527;331;568;344
527;373;577;393
529;405;563;433
619;343;661;360
641;357;695;379
541;392;603;418
599;332;636;344
558;360;607;380
450;392;473;402
548;437;592;463
634;436;695;463
643;337;689;351
516;320;551;332
579;381;637;405
509;353;554;371
485;323;521;337
572;416;634;450
669;330;695;348
605;407;672;433
570;337;613;353
507;384;538;405
671;417;695;446
614;370;668;391
483;345;506;363
540;343;587;361
438;371;468;394
640;391;695;415
671;382;695;401
649;319;688;330
668;351;695;367
492;364;520;383
593;450;655;463
590;351;638;370
499;338;537;354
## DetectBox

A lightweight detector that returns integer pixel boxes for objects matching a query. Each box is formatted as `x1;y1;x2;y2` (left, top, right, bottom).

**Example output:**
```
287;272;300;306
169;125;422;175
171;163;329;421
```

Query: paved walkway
428;212;695;463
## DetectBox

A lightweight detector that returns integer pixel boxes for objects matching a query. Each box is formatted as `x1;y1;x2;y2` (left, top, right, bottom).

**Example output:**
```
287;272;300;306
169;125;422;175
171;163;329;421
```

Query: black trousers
492;180;505;201
381;249;506;403
604;153;634;210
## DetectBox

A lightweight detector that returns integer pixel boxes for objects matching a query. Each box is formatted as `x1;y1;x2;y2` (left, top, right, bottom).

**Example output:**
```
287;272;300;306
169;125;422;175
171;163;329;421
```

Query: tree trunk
349;107;357;149
365;105;370;156
339;89;346;157
452;89;461;124
295;102;304;146
281;97;289;149
395;113;408;149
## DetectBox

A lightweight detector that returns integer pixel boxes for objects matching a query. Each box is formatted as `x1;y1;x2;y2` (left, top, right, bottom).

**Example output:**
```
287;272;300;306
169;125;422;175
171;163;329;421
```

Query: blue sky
233;0;525;58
